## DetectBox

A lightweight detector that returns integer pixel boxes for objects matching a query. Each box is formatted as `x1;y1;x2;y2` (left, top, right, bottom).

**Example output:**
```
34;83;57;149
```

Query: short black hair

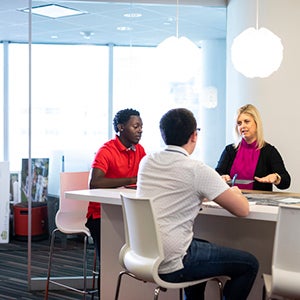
113;108;140;133
159;108;197;146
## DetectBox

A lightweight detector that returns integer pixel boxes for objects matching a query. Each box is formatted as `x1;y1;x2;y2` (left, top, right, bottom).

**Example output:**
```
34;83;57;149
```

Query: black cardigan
215;143;291;191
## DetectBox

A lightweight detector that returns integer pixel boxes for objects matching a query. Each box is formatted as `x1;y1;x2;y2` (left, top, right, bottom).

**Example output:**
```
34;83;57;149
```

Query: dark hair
159;108;197;146
113;108;140;133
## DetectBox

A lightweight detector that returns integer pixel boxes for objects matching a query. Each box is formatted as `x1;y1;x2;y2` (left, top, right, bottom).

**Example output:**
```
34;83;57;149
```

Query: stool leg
44;228;58;300
262;284;266;300
179;288;183;300
154;286;162;300
45;231;96;299
216;279;224;300
115;271;128;300
83;235;88;300
91;249;98;300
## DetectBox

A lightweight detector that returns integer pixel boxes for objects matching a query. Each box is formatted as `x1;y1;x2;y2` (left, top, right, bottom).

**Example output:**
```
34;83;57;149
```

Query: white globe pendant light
157;35;201;82
156;0;201;83
231;0;283;78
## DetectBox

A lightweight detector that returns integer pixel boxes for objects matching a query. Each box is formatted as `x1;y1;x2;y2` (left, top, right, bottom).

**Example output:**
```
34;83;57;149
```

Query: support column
200;39;226;168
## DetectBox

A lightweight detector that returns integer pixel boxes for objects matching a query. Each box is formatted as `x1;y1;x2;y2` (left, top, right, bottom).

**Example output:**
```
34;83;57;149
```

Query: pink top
230;139;260;190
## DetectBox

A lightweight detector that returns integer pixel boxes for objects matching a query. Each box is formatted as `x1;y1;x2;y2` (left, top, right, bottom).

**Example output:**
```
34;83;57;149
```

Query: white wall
226;0;300;192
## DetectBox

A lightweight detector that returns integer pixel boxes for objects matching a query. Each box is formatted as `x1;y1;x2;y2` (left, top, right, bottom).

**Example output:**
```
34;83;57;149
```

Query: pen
231;173;238;186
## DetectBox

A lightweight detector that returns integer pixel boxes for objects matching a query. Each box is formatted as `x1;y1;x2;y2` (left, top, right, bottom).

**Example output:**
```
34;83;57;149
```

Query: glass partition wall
0;0;226;291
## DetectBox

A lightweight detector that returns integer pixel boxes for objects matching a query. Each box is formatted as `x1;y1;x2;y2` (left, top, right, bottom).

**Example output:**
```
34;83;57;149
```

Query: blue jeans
159;239;259;300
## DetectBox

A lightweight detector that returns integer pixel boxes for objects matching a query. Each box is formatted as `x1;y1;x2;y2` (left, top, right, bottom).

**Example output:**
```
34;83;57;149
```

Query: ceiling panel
0;0;226;46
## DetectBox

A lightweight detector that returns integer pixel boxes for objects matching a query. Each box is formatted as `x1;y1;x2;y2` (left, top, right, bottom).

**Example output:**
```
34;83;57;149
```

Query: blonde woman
216;104;290;191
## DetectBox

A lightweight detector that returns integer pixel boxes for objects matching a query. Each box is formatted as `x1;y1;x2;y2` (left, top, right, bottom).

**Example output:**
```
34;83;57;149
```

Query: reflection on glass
113;46;204;159
0;46;3;160
9;44;109;194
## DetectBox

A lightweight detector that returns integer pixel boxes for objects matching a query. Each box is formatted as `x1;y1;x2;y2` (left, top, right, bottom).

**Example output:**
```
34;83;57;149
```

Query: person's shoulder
96;138;118;153
136;143;145;151
135;143;147;156
98;138;113;148
261;142;275;151
226;143;235;148
102;138;116;146
190;157;214;173
140;150;163;162
261;142;282;154
224;143;236;151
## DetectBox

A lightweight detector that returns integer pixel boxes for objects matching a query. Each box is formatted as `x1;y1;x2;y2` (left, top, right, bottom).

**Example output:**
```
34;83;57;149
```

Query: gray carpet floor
0;235;99;299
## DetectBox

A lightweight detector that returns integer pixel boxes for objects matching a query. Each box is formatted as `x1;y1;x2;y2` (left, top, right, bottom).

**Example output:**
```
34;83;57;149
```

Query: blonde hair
234;104;265;149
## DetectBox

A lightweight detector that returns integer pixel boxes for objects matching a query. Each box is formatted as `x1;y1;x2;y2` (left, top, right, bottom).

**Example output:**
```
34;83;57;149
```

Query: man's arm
213;186;249;217
89;168;136;189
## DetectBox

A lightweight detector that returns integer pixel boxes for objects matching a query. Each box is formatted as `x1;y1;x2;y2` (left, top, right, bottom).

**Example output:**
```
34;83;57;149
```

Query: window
113;46;204;158
0;46;3;160
4;41;225;195
8;44;109;194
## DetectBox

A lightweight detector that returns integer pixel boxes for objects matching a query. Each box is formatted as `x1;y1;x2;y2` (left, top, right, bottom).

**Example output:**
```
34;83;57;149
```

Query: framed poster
21;158;49;202
10;172;20;204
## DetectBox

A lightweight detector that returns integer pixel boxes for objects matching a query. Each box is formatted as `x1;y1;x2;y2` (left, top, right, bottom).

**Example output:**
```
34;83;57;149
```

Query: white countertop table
65;188;300;300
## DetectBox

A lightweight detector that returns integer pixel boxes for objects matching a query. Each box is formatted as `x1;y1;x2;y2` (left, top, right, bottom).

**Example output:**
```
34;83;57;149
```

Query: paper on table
202;200;256;208
278;197;300;204
243;193;285;200
227;179;254;185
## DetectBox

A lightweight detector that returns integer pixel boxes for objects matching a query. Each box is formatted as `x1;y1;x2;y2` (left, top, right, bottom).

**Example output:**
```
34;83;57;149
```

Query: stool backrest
119;193;164;283
272;204;300;298
59;171;90;214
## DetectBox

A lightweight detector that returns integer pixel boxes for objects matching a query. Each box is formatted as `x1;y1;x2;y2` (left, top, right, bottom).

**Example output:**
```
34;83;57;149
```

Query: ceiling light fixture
123;12;142;18
80;31;94;40
116;26;133;32
21;4;87;19
156;0;201;83
231;0;283;78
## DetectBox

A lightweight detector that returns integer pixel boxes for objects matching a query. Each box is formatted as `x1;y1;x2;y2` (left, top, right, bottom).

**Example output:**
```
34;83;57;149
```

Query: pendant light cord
256;0;259;29
176;0;179;38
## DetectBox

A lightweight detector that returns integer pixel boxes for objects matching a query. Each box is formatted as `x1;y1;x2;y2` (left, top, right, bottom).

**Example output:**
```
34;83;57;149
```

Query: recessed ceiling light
123;12;142;18
116;26;133;31
21;4;87;19
164;17;175;26
80;31;95;40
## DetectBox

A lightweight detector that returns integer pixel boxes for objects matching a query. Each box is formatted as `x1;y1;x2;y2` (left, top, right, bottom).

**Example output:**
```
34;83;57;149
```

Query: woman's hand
254;173;281;185
221;174;231;182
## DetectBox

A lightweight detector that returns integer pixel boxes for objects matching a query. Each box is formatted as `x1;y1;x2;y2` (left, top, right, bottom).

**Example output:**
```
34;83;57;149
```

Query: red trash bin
13;202;48;241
